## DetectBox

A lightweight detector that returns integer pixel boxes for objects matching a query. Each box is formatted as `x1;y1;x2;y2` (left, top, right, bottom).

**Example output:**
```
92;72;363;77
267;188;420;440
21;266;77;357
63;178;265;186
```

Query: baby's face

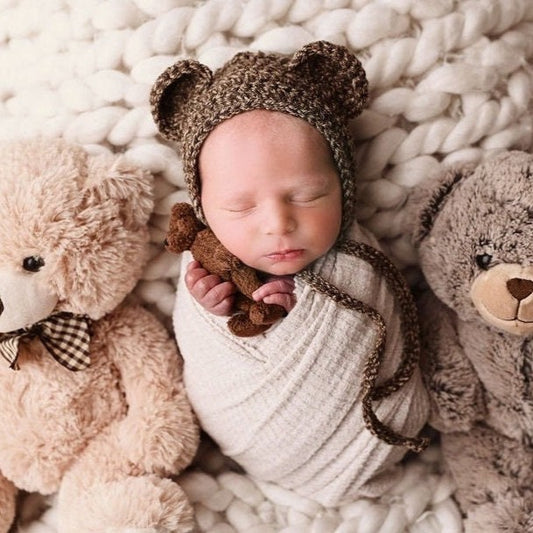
199;110;342;275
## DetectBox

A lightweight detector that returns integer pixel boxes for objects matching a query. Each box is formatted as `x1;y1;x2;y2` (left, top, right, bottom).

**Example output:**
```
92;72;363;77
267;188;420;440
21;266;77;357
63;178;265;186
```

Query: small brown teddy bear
166;202;286;337
412;151;533;532
0;138;199;533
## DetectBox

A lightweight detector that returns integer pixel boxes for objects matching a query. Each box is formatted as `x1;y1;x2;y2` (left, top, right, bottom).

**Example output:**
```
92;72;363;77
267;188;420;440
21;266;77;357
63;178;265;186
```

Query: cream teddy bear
0;138;199;532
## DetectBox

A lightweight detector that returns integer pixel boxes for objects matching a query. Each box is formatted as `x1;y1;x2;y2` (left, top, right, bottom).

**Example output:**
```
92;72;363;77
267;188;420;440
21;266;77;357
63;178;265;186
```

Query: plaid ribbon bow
0;312;92;371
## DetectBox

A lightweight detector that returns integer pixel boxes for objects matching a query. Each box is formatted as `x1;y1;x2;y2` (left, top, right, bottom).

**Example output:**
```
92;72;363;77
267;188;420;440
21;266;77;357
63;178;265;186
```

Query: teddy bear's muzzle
0;270;58;333
470;263;533;335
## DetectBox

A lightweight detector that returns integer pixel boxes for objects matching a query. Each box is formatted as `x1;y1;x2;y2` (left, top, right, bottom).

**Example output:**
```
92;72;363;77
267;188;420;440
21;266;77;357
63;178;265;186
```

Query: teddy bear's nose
507;278;533;301
0;298;3;315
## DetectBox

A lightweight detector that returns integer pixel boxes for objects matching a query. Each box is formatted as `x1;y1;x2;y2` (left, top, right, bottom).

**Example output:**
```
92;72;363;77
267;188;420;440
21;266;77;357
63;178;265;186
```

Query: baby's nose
265;204;296;235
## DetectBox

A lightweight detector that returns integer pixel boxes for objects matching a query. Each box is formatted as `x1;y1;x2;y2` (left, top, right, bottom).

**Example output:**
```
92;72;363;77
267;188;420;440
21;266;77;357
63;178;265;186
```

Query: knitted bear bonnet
149;40;369;237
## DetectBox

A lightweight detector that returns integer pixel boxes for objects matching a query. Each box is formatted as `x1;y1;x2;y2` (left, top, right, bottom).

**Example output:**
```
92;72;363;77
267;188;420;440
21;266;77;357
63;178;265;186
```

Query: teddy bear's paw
227;313;270;337
118;412;198;475
248;302;286;325
58;476;194;533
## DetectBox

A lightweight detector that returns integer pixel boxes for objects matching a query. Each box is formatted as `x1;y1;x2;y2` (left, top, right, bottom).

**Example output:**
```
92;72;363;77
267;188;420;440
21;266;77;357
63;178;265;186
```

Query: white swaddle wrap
174;226;429;506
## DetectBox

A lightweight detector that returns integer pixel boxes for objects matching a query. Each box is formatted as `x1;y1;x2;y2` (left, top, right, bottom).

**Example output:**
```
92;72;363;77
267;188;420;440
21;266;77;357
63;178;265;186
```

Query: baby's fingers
204;281;236;316
185;260;208;281
262;292;297;313
252;276;295;301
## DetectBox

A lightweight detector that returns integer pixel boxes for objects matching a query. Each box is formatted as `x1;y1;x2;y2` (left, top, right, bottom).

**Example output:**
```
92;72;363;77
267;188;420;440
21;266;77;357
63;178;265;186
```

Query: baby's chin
262;266;301;276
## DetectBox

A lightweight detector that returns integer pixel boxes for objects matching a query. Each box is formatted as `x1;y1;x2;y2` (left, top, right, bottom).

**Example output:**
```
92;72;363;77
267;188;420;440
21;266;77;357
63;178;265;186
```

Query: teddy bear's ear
411;163;477;246
150;60;213;142
288;41;368;118
165;202;204;254
78;154;154;230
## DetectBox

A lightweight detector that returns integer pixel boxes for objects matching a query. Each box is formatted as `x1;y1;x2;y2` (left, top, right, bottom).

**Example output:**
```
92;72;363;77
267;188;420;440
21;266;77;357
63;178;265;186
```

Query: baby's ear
289;41;368;118
150;60;213;142
409;163;477;246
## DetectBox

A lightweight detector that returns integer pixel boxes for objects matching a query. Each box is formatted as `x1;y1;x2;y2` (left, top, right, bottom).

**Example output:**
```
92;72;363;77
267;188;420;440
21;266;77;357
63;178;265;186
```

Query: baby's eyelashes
290;194;324;204
221;203;256;215
226;206;255;213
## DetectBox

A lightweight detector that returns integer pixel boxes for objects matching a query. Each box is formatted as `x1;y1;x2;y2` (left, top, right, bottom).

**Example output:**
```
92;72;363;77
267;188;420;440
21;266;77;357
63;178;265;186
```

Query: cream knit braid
150;40;427;452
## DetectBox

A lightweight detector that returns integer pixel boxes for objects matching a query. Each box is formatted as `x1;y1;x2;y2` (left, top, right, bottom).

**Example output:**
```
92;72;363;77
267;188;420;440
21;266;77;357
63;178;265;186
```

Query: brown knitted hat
150;41;368;235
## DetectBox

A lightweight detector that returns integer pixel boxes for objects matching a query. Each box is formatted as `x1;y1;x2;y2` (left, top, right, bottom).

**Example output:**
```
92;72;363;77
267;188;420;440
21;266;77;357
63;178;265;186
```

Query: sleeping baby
150;40;429;506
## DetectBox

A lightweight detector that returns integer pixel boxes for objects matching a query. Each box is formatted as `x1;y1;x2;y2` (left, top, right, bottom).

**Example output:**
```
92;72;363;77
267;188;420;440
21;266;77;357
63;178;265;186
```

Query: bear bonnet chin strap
0;312;92;371
297;239;430;453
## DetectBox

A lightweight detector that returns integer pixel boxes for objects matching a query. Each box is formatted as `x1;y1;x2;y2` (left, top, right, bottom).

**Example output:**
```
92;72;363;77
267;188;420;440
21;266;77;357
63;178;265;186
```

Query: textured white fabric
175;226;429;507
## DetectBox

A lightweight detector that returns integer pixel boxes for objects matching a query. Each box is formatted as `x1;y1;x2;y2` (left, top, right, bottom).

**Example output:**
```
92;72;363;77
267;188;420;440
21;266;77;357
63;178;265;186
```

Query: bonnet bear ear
150;60;213;142
411;163;477;246
289;41;369;118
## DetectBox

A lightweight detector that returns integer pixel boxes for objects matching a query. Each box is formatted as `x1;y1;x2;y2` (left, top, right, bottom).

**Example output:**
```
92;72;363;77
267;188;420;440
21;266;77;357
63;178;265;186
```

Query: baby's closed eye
222;202;256;215
290;193;326;204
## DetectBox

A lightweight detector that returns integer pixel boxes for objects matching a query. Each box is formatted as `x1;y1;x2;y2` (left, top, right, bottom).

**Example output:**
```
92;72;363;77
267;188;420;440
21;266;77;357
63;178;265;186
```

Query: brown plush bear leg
228;294;286;336
229;295;274;336
0;474;16;533
441;424;533;533
248;301;286;325
227;313;271;337
56;425;194;533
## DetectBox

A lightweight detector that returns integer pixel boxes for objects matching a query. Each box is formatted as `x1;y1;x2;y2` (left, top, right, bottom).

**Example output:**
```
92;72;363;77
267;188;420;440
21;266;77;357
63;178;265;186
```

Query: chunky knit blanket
2;1;532;532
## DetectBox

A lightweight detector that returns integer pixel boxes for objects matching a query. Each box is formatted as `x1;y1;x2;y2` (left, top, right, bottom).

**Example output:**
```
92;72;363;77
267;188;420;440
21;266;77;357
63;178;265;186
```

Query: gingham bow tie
0;312;92;371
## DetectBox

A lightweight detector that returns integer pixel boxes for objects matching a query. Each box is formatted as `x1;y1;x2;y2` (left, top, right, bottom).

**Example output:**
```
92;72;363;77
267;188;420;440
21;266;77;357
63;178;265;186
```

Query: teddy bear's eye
22;255;45;272
475;253;492;270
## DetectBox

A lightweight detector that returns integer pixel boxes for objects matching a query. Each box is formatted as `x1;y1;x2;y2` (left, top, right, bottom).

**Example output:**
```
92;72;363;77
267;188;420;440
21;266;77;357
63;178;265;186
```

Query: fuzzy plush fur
7;0;533;529
413;151;533;532
0;138;199;533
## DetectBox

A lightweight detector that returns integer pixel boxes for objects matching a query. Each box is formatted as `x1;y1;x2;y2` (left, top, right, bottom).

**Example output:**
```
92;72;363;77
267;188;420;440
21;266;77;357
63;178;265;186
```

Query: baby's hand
252;276;296;313
185;260;236;316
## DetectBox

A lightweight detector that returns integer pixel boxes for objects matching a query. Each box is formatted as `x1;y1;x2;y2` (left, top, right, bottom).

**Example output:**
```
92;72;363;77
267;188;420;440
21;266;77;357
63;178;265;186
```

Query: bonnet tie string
297;239;430;453
0;312;92;371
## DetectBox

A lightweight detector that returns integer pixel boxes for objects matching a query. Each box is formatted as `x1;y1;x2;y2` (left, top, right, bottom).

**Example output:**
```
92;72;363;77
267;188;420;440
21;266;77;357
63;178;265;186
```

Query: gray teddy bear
412;150;533;532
